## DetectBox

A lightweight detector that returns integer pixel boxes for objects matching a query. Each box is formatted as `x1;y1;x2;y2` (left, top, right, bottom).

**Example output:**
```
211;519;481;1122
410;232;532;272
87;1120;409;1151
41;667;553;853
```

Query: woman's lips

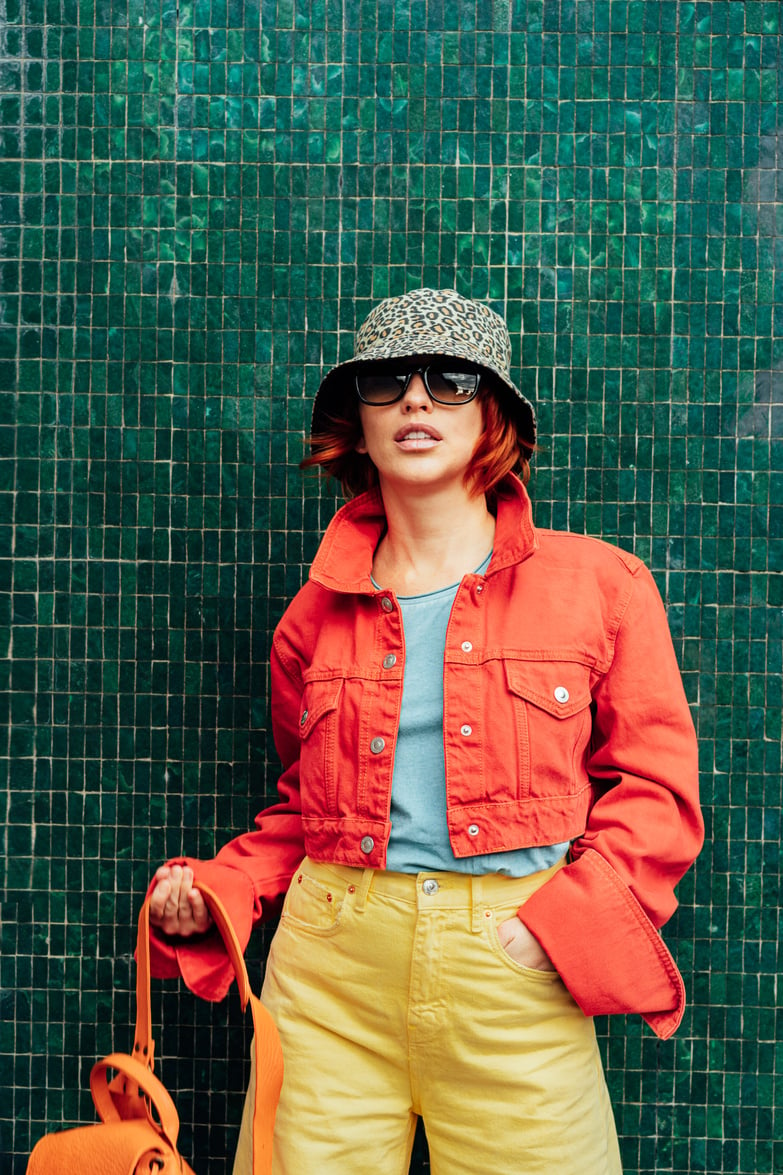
394;424;442;450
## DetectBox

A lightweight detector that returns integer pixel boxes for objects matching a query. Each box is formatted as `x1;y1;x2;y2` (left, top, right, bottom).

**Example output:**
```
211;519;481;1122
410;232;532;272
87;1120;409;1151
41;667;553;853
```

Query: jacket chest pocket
298;678;344;813
504;661;593;800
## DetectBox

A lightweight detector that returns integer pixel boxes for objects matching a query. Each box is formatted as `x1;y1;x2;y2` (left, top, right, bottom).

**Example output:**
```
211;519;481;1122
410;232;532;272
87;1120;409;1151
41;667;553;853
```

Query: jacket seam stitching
603;575;637;663
272;634;303;686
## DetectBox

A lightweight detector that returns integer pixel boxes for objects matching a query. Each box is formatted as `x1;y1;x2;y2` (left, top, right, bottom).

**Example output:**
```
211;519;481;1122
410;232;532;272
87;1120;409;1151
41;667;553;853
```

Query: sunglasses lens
356;366;480;405
356;373;405;403
427;370;479;403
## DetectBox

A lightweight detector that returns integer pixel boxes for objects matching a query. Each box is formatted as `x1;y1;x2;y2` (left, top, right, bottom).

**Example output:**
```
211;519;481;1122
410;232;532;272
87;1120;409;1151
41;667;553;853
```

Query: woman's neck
371;481;495;595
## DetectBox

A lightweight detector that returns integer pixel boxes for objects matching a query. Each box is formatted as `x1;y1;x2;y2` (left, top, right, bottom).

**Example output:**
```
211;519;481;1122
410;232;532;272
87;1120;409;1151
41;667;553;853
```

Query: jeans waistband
298;854;567;919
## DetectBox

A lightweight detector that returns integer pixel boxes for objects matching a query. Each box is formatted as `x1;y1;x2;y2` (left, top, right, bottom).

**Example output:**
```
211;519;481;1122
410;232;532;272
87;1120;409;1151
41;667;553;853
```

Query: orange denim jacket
150;475;703;1039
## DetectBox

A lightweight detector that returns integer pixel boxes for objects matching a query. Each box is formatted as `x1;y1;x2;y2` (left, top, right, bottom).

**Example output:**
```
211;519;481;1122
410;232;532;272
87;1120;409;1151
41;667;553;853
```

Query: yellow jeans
233;857;622;1175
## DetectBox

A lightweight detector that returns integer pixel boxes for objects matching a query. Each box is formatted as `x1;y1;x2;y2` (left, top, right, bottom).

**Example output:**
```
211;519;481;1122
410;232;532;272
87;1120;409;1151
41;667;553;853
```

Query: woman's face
356;371;485;496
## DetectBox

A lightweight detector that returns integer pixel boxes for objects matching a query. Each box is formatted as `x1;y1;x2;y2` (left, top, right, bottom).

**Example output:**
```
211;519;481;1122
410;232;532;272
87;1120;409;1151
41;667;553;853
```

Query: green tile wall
1;0;781;1171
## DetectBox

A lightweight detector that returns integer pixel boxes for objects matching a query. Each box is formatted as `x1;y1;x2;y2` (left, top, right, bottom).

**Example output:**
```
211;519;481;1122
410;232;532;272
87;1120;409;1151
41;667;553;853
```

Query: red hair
300;386;532;499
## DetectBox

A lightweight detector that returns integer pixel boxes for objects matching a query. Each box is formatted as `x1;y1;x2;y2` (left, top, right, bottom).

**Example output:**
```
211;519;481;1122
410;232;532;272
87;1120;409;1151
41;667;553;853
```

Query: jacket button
460;724;472;737
554;686;570;703
468;824;480;837
300;709;308;726
380;597;394;612
461;640;473;652
360;836;374;854
370;736;386;754
382;654;397;669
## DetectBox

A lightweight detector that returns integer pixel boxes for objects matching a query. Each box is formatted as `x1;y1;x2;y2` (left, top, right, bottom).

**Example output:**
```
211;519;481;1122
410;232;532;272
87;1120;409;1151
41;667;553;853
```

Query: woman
148;288;703;1174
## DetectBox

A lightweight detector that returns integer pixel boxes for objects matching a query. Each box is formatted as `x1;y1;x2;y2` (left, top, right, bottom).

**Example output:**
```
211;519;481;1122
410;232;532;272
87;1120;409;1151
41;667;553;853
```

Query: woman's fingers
148;864;213;936
187;884;213;933
149;874;173;927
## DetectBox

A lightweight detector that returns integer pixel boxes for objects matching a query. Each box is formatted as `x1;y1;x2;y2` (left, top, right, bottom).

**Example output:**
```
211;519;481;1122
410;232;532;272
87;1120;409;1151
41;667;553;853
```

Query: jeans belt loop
471;874;484;933
353;866;374;913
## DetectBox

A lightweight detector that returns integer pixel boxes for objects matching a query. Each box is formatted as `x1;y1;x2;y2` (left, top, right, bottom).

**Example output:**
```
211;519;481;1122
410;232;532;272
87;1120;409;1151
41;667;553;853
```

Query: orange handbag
27;884;284;1174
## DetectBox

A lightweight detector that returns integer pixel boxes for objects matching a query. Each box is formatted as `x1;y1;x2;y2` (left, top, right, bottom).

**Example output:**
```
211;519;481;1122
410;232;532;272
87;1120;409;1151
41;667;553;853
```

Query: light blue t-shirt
381;554;569;876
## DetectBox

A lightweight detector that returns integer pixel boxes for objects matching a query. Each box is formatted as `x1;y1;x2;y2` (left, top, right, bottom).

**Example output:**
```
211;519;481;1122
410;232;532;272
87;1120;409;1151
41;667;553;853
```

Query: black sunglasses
355;364;481;407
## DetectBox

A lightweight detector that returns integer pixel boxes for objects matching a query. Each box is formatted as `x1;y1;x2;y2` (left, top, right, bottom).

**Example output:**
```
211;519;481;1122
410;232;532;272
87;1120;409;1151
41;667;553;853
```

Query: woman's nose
401;373;432;411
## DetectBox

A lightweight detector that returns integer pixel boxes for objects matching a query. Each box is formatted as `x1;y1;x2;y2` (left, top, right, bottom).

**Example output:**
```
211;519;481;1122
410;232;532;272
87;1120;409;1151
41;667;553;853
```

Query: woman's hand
148;864;213;937
497;915;557;971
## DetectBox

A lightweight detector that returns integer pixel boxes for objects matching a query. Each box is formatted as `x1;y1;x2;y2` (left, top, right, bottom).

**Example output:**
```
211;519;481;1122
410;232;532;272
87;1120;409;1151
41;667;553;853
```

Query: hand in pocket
497;916;557;971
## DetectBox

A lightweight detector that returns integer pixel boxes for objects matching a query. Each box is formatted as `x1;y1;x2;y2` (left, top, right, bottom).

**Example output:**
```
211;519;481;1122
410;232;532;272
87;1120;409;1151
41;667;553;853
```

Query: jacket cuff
518;848;685;1040
146;858;257;1002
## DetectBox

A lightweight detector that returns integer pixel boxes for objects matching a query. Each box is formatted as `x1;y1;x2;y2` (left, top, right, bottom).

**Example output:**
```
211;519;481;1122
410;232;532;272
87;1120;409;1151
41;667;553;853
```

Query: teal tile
2;0;780;1171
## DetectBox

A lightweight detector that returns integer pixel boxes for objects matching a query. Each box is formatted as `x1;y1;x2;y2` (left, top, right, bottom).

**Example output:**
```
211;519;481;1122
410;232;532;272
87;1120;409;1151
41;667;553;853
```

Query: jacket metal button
460;724;472;737
370;736;386;754
461;640;473;652
468;824;480;837
554;686;570;703
300;709;308;726
380;597;394;612
422;879;439;895
360;836;374;854
382;654;397;669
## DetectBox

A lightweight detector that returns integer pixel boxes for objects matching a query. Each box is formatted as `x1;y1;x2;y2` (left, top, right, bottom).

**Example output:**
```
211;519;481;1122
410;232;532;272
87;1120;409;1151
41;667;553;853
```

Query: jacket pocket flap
504;661;592;718
298;678;343;739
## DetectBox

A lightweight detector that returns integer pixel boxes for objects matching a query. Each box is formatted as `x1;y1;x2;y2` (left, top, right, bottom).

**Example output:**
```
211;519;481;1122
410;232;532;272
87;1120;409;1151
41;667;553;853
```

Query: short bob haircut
300;379;533;500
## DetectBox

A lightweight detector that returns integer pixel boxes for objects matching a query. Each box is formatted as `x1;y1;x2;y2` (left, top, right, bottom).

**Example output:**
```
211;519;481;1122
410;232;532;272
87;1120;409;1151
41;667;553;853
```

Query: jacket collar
309;474;539;595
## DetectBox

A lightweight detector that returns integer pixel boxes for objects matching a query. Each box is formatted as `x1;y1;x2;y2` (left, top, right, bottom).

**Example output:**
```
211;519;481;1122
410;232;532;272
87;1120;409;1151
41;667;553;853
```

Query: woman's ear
355;435;368;454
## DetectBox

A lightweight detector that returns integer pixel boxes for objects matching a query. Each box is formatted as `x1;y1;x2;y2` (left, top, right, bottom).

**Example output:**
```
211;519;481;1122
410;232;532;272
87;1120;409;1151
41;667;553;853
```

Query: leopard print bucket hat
312;288;536;448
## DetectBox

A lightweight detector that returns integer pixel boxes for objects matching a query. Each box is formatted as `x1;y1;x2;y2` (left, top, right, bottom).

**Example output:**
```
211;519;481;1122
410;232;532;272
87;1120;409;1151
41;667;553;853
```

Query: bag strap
133;897;155;1068
194;883;284;1175
91;1051;182;1152
93;902;176;1144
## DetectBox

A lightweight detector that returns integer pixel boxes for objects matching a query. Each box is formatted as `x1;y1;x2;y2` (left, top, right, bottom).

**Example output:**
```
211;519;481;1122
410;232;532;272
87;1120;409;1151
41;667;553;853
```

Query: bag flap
27;1119;182;1175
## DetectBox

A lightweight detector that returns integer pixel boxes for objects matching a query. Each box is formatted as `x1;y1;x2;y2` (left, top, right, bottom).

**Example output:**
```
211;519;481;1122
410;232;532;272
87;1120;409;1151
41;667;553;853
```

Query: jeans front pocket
280;861;354;936
481;905;564;985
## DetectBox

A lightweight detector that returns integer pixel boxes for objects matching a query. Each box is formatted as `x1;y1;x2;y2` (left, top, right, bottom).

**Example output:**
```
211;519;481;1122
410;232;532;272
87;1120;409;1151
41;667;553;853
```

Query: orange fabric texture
149;474;703;1038
26;1119;196;1175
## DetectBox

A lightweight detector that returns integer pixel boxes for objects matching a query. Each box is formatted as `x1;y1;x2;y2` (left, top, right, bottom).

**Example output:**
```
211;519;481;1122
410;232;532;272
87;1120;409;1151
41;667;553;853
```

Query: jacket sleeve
518;562;704;1038
147;633;307;1001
